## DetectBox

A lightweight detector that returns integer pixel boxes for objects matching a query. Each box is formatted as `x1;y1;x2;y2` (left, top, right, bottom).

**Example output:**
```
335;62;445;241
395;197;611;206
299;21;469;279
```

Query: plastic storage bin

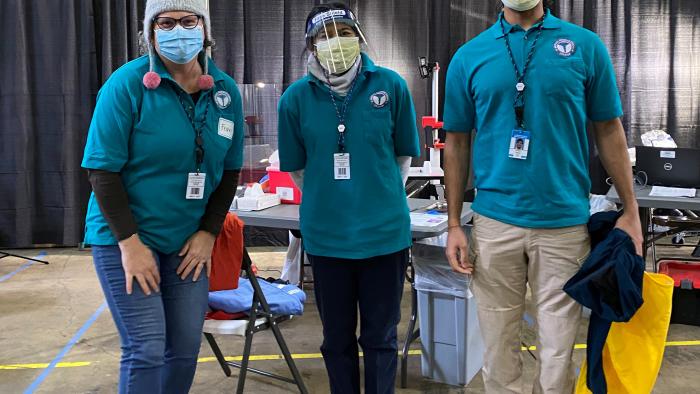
658;259;700;326
413;231;484;386
267;167;301;204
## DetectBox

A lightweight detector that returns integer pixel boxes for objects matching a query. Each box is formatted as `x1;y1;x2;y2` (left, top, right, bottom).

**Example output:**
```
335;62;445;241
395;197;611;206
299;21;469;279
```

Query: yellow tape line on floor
2;341;699;370
0;362;90;370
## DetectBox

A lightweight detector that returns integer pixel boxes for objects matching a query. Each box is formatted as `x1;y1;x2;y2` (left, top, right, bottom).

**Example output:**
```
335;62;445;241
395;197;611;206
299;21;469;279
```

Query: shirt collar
152;53;226;83
491;9;561;39
206;57;228;83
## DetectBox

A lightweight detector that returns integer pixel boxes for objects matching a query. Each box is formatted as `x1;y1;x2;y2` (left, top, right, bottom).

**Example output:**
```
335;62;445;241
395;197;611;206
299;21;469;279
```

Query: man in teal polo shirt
443;1;642;392
278;4;420;392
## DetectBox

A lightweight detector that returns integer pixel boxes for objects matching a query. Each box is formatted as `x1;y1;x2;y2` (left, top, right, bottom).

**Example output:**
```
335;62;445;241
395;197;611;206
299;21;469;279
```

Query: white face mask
502;0;540;11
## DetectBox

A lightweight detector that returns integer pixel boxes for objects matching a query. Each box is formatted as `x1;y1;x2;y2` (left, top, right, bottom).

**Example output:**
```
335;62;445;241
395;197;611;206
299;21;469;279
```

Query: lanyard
323;69;360;153
178;90;210;173
500;13;546;129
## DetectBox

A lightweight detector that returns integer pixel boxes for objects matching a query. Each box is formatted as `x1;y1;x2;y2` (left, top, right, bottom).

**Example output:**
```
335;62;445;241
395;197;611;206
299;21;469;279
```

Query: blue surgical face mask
155;25;204;64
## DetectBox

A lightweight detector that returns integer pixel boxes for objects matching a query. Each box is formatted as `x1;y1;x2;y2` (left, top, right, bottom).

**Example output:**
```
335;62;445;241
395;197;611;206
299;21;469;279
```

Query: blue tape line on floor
23;302;107;394
0;252;47;283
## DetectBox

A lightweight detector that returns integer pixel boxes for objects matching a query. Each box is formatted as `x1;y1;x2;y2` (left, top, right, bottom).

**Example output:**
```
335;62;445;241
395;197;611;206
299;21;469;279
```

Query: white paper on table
410;212;448;227
648;186;697;198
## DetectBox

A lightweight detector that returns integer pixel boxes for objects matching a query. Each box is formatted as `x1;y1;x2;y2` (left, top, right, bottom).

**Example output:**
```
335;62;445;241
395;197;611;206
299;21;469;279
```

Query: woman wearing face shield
277;3;421;393
81;0;244;392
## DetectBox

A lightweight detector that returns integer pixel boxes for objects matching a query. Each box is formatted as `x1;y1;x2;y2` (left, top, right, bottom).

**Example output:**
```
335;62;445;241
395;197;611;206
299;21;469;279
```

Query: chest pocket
540;58;587;101
363;109;394;150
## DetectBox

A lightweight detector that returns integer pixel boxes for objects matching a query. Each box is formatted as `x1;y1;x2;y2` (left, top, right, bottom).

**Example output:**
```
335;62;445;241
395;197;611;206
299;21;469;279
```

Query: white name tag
218;118;234;139
334;153;351;180
186;173;206;199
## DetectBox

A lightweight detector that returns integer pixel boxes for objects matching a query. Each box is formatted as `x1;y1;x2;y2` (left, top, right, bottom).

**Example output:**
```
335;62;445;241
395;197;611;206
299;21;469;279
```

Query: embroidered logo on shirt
553;38;576;57
370;91;389;108
214;90;231;109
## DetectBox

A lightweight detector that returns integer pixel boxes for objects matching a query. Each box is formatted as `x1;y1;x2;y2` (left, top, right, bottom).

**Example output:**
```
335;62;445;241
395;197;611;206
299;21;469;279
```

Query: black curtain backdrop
1;0;699;247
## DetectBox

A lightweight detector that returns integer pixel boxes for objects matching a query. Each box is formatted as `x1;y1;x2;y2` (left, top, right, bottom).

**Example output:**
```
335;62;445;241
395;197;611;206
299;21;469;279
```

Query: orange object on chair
209;213;245;291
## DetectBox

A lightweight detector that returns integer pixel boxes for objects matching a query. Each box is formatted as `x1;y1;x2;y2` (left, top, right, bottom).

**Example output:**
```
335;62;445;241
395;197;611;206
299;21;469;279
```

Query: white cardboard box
236;193;281;211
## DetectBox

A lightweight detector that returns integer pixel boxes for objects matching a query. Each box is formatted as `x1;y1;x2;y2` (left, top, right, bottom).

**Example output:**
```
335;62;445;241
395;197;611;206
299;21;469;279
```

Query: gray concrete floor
0;246;699;393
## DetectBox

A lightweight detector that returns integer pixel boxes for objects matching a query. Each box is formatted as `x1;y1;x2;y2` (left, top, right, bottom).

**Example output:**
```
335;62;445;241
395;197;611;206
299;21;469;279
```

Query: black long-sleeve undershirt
87;169;240;241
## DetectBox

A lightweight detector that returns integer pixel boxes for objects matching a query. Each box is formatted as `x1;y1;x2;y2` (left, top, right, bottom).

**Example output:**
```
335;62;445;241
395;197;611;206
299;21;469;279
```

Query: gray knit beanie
142;0;214;90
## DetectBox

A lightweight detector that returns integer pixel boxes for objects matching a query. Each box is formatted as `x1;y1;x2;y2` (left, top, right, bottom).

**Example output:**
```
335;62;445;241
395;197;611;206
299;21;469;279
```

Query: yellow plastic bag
576;272;674;394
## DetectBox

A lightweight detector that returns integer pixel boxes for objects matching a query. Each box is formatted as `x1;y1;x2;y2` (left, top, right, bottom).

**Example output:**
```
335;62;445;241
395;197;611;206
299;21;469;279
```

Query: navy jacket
563;211;645;394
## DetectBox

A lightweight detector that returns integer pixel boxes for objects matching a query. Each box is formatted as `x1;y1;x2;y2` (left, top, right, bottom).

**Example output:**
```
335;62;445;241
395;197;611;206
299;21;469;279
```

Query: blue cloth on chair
209;278;306;316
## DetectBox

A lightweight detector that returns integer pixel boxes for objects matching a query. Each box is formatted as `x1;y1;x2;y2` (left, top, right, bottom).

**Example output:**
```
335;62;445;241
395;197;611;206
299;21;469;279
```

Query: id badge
218;117;234;139
509;129;531;160
186;173;206;199
334;153;351;180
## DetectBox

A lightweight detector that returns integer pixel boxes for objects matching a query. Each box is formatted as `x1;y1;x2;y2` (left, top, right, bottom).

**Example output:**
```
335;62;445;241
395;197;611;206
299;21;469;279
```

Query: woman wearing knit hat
81;0;244;392
278;3;420;393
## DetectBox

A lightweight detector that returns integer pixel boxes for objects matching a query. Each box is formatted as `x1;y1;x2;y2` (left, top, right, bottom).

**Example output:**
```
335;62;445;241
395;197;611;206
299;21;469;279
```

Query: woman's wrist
118;233;140;250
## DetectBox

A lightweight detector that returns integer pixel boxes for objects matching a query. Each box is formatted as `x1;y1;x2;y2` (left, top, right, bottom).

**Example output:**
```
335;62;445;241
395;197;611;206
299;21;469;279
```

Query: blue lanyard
177;89;210;173
322;65;361;153
500;13;546;129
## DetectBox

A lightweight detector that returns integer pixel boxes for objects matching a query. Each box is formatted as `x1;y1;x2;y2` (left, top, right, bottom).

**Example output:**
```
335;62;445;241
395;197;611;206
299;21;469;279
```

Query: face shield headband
305;8;368;44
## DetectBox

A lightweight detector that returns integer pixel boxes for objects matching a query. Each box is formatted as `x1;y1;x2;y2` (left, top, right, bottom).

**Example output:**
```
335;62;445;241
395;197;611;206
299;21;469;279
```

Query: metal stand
205;248;308;394
640;206;650;263
0;251;49;264
400;247;420;389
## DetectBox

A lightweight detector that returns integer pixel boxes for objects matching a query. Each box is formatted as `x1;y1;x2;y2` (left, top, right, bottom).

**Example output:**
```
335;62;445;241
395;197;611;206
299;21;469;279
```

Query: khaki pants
471;213;590;394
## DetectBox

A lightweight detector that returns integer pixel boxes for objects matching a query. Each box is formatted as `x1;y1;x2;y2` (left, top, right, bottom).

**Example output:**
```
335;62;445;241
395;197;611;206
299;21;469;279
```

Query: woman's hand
177;230;216;281
118;234;160;295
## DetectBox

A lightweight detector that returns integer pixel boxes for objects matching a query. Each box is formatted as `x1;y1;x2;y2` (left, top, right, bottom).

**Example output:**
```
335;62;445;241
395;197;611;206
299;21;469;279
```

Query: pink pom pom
143;71;161;89
198;75;214;90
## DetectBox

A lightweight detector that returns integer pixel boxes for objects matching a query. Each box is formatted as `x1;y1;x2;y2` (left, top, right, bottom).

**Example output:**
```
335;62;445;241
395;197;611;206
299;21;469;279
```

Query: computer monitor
635;146;700;188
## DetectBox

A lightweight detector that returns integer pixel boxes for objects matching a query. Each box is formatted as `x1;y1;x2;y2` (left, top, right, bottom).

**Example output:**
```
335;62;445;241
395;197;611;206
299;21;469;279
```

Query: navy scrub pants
308;248;409;394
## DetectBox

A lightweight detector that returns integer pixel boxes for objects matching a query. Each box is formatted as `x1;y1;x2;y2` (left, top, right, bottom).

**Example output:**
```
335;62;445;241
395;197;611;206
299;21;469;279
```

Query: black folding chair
203;248;308;394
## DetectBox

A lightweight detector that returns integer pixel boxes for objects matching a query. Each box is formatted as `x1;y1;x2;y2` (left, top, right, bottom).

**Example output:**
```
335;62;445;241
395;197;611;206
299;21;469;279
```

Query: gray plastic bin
413;230;484;387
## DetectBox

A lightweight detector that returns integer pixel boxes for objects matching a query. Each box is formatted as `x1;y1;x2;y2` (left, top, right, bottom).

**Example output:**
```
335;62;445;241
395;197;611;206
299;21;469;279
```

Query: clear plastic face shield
306;9;370;74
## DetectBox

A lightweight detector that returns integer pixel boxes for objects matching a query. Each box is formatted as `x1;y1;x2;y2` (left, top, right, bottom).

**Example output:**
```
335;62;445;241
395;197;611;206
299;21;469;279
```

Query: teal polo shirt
278;53;420;259
443;10;623;228
82;55;245;254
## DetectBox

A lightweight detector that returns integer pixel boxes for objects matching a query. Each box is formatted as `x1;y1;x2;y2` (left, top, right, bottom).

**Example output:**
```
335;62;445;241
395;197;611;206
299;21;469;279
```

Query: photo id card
509;129;531;160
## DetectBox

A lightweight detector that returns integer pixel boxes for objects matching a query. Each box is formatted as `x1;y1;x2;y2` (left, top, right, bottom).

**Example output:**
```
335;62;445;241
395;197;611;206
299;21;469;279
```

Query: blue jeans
92;245;209;394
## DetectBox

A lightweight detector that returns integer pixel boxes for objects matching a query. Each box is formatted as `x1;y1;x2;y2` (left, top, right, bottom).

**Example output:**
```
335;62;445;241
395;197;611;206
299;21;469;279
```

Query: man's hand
615;210;644;256
446;226;474;274
177;231;216;281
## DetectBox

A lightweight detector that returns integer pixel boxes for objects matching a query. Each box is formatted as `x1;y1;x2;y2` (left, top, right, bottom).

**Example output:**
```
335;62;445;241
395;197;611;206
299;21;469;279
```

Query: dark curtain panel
2;0;699;247
1;0;96;247
557;0;700;148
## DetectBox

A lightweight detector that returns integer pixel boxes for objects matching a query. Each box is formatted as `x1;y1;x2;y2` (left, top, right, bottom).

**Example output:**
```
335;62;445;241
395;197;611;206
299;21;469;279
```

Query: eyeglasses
153;15;202;31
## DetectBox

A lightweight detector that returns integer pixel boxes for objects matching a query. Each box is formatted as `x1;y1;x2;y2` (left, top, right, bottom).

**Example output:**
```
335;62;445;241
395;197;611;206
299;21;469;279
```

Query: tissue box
237;193;281;211
267;167;301;205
